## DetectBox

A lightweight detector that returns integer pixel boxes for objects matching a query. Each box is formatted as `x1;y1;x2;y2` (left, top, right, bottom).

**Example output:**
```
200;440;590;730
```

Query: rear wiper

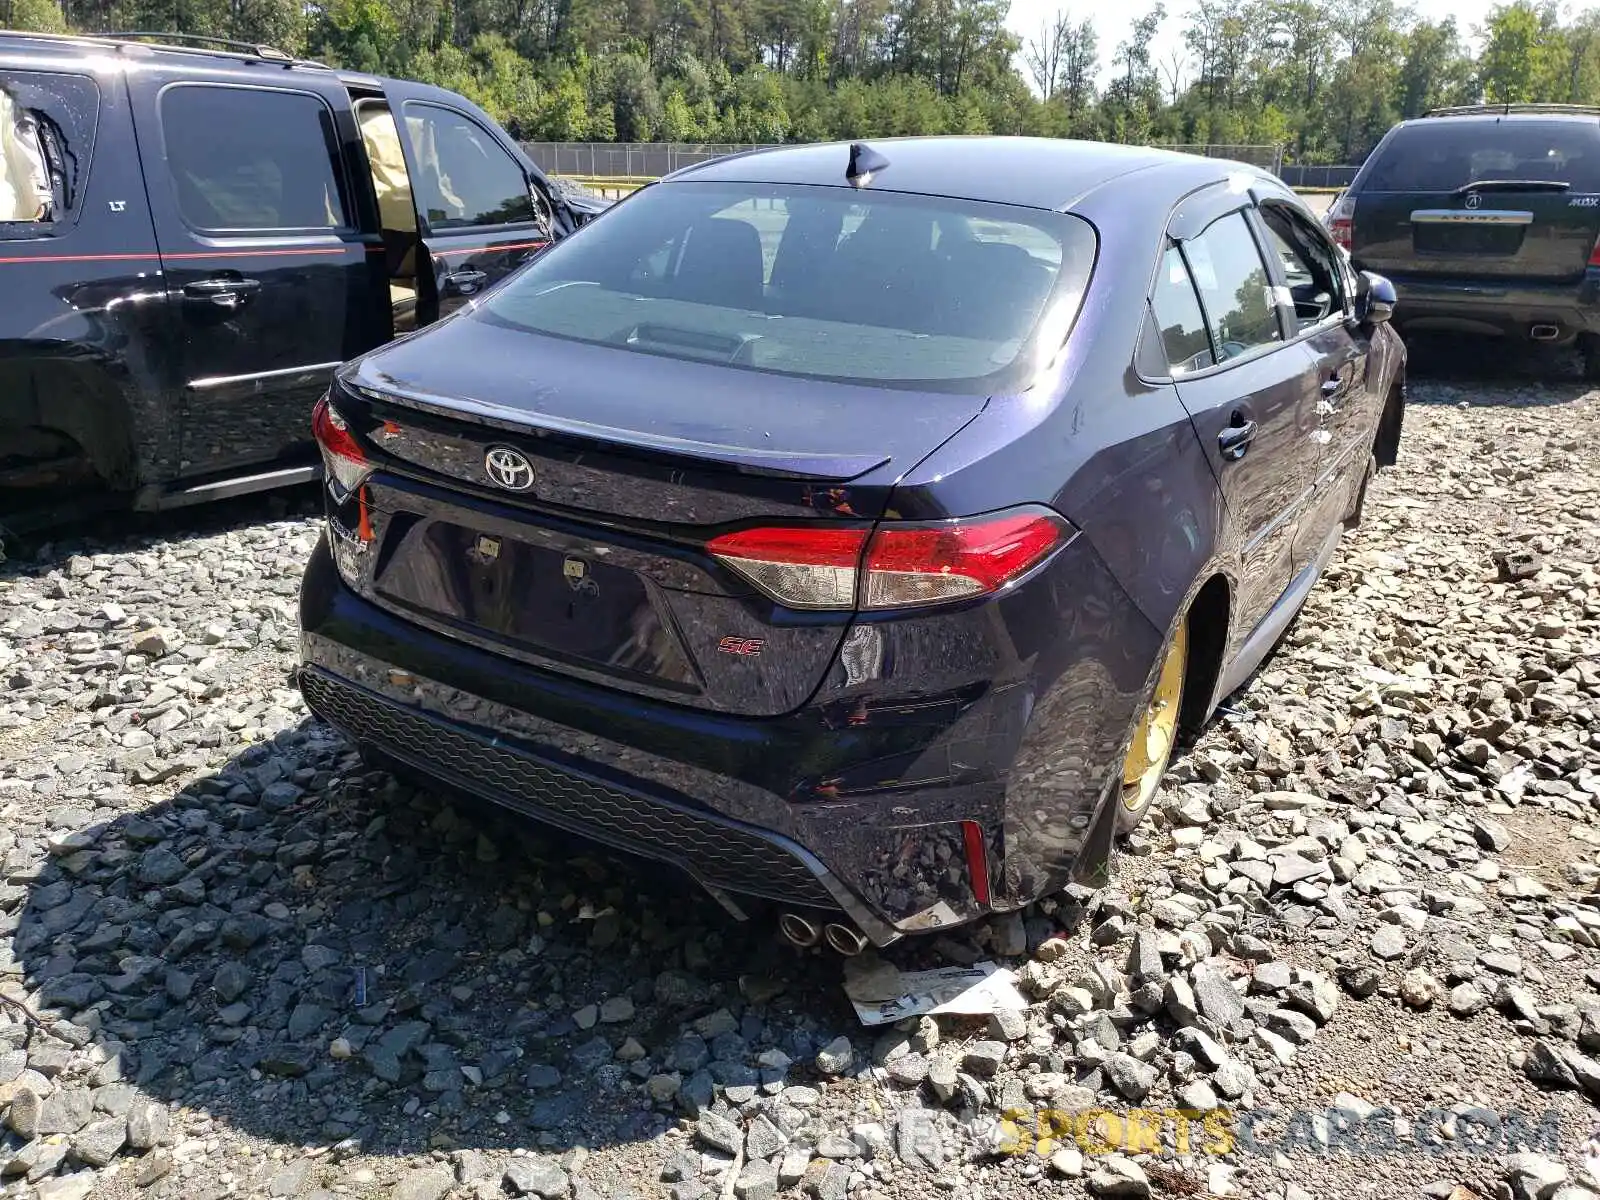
1453;179;1571;195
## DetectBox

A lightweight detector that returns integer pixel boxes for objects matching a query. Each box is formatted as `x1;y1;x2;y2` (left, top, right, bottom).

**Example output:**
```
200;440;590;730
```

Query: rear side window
478;181;1097;392
161;85;348;232
1;69;99;235
1365;121;1600;192
1151;245;1214;375
401;103;535;229
1182;212;1282;362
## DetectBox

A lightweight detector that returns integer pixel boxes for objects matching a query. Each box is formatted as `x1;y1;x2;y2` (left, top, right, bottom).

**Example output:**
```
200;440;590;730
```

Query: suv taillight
312;395;371;497
707;507;1073;611
1326;190;1355;250
1588;233;1600;267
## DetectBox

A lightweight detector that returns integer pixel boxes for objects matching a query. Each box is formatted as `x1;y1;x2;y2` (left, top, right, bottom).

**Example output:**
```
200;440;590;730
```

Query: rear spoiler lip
339;372;894;483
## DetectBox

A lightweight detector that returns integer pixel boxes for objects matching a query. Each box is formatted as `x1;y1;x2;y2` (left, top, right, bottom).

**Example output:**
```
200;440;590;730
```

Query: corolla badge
484;446;535;491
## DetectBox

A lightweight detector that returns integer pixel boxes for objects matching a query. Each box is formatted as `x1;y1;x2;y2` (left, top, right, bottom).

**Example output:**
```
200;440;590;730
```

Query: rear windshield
1365;120;1600;192
477;181;1096;393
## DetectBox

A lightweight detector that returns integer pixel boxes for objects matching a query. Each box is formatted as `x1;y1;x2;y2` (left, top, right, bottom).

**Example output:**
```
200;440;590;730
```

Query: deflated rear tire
1116;618;1188;834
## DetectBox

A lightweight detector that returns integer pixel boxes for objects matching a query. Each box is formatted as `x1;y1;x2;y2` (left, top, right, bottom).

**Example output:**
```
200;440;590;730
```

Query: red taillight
1588;234;1600;267
962;819;991;906
706;507;1071;611
312;395;371;495
1326;192;1355;251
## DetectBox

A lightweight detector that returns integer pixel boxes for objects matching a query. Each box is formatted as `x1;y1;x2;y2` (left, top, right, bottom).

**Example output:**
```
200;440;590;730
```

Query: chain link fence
525;140;1295;181
1277;163;1360;190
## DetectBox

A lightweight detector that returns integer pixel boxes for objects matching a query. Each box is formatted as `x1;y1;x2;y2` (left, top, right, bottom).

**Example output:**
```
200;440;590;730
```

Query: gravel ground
2;347;1599;1200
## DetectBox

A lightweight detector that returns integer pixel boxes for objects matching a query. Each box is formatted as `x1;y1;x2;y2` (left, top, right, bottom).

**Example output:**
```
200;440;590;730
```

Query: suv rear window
1365;120;1600;192
479;182;1096;392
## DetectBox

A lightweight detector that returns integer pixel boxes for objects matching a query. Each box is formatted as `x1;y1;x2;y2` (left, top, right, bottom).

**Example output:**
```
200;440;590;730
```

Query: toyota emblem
1465;191;1482;209
484;446;535;491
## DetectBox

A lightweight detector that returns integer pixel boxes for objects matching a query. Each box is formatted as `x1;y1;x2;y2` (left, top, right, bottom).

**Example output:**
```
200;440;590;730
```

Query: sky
1002;0;1600;92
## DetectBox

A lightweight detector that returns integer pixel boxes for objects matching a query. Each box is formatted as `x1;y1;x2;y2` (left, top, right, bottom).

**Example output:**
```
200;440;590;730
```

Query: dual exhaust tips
779;911;868;956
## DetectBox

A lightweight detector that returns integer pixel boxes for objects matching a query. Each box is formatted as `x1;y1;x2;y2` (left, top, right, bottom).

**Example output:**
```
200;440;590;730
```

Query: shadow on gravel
1402;333;1596;402
9;716;897;1160
0;486;322;575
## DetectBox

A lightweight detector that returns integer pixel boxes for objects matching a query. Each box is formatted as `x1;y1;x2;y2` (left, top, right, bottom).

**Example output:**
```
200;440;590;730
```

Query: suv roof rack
103;31;297;59
1425;103;1600;118
0;29;331;69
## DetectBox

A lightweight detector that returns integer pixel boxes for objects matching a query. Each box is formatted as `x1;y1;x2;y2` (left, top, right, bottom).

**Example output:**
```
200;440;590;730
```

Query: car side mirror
1355;271;1396;328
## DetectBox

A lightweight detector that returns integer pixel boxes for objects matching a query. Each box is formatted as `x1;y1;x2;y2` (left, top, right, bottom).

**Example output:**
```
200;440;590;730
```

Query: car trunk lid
328;315;984;717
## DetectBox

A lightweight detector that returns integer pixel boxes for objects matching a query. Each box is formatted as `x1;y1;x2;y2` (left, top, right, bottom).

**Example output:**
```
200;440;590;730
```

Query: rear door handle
1218;418;1258;461
182;277;261;309
445;268;488;293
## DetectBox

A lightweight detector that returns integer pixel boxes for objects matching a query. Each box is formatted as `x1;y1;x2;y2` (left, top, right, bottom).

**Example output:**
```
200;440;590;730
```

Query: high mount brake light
312;395;371;496
706;507;1072;611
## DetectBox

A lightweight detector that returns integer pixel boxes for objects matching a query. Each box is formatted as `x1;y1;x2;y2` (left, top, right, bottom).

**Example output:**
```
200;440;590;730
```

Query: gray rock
136;1150;174;1188
696;1110;744;1155
213;961;252;1003
391;1167;454;1200
961;1040;1007;1078
746;1114;786;1159
735;1160;778;1200
646;1073;681;1104
778;1150;811;1188
270;1158;316;1197
1103;1052;1157;1101
1448;983;1488;1017
1503;1153;1567;1200
1401;969;1446;1009
991;911;1027;957
1190;962;1245;1029
1523;1040;1577;1089
70;1116;128;1167
814;1036;854;1076
1127;931;1164;983
1087;1154;1150;1198
502;1161;570;1199
35;1174;97;1200
1471;816;1511;852
1370;926;1407;960
1284;970;1340;1024
805;1161;850;1200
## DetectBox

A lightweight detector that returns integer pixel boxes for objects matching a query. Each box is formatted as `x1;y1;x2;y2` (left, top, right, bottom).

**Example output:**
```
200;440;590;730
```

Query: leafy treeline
5;0;1600;163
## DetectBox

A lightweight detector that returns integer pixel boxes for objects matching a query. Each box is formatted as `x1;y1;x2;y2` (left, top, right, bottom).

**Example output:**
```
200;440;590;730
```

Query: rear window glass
1365;121;1600;192
477;182;1096;392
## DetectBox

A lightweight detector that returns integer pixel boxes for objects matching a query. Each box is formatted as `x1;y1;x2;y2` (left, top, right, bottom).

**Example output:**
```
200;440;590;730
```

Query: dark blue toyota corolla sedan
297;137;1406;951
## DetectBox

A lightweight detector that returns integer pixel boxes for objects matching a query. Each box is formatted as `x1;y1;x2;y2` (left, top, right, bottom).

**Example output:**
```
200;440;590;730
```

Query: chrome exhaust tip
1531;323;1561;341
779;912;822;948
823;922;869;956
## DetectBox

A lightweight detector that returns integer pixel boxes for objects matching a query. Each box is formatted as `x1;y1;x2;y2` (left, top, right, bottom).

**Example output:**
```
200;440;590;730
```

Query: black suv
0;31;600;542
1328;104;1600;377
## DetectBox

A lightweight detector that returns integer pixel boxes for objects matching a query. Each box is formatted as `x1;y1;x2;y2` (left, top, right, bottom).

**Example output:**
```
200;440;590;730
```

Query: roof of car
665;136;1261;212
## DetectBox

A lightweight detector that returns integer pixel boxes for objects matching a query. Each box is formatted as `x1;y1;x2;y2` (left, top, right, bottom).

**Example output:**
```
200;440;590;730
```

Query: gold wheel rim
1121;622;1187;812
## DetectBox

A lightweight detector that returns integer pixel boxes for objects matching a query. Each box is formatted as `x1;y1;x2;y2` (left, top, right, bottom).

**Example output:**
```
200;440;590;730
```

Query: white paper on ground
845;959;1028;1026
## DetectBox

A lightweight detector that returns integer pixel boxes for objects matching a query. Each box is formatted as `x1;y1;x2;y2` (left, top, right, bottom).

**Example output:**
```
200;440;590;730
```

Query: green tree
1478;1;1565;103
